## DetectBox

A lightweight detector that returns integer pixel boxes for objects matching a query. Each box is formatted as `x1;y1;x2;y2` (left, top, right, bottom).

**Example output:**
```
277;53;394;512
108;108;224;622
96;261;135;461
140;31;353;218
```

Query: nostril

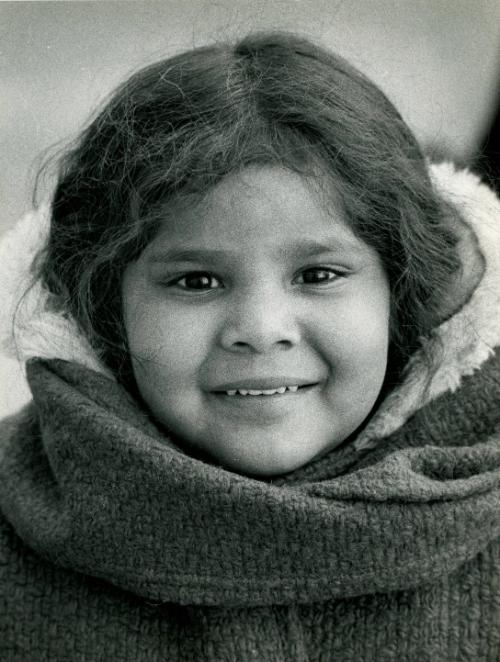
230;339;293;352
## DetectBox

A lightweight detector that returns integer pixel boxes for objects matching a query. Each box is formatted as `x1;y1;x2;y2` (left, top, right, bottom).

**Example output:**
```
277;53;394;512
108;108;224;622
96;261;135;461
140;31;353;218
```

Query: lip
208;381;320;423
210;377;320;392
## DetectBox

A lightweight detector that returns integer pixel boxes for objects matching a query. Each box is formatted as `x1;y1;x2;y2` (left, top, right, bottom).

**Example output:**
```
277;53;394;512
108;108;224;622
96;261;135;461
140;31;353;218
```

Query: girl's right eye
170;272;223;291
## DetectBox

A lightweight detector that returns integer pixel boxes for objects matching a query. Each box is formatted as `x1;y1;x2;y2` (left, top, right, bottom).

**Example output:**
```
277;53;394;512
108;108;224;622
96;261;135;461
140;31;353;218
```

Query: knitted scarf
1;351;500;608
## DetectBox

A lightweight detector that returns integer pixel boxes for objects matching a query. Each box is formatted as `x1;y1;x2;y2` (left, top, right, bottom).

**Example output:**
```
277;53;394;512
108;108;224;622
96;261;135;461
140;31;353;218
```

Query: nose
218;285;301;354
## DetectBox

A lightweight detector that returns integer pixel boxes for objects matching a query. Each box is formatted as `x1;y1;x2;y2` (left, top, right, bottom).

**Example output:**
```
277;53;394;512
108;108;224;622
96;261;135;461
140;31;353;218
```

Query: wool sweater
1;163;500;661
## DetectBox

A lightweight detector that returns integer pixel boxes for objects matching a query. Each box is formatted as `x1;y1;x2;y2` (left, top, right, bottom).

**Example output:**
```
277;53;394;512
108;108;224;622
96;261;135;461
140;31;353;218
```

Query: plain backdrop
2;0;500;418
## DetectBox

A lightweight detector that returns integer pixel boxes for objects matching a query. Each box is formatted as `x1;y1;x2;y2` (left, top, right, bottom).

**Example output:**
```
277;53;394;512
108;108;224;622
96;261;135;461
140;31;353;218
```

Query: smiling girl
1;32;500;661
122;167;391;476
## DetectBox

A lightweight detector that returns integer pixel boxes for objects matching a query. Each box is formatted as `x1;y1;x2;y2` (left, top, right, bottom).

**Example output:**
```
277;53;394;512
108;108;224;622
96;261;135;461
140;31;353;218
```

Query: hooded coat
0;163;500;661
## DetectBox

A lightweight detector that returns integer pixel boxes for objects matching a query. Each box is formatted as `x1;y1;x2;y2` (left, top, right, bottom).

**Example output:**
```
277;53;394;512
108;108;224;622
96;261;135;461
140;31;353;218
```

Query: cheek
124;296;213;387
314;286;391;387
323;293;390;350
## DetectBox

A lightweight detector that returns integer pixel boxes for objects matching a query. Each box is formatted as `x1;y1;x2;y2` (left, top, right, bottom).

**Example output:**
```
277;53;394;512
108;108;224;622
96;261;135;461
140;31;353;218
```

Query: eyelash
167;267;347;292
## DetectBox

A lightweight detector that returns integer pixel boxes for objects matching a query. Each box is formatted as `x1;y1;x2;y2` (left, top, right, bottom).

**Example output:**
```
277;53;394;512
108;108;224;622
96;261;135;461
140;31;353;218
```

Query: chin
210;442;326;478
176;424;344;477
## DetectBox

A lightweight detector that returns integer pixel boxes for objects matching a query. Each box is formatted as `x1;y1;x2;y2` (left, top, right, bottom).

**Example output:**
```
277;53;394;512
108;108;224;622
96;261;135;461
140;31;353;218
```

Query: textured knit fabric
1;355;500;661
1;164;500;661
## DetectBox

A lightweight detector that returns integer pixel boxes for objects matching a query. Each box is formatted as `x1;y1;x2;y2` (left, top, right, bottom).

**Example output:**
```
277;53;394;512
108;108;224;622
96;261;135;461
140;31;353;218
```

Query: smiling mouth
215;384;318;397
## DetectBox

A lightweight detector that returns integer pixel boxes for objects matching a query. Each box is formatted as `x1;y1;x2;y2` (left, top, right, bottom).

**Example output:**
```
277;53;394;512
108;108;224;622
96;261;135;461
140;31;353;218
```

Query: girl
1;32;500;661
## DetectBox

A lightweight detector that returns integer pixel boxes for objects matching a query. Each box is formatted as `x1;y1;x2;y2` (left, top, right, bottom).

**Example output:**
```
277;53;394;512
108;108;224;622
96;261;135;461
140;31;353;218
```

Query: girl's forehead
148;166;368;257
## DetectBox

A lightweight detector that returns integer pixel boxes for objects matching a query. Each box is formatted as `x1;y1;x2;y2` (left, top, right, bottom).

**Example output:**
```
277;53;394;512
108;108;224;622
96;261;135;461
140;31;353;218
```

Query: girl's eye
172;272;222;291
295;267;343;285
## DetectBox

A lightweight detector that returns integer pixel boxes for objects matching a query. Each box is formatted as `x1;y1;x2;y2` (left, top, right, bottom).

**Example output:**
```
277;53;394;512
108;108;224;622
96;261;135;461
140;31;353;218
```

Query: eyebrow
146;239;364;265
147;249;236;265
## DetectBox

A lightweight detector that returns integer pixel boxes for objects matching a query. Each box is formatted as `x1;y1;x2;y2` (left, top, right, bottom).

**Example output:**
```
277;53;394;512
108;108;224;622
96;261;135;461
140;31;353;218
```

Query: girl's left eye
171;272;223;290
294;267;344;285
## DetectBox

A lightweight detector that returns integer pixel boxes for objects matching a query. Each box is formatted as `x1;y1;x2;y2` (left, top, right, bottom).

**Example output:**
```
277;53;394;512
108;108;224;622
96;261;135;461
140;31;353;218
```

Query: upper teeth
225;385;300;396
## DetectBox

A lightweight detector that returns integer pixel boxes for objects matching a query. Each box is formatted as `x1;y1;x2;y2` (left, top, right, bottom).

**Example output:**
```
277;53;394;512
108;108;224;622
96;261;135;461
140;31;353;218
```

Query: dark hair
35;31;460;387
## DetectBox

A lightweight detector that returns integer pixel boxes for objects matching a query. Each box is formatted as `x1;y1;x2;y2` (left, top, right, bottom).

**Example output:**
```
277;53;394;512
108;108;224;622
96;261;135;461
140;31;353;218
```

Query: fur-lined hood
1;162;500;448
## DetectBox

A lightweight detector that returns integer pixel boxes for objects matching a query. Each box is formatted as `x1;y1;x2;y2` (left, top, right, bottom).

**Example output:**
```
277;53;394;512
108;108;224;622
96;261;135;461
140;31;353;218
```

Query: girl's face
122;167;390;476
